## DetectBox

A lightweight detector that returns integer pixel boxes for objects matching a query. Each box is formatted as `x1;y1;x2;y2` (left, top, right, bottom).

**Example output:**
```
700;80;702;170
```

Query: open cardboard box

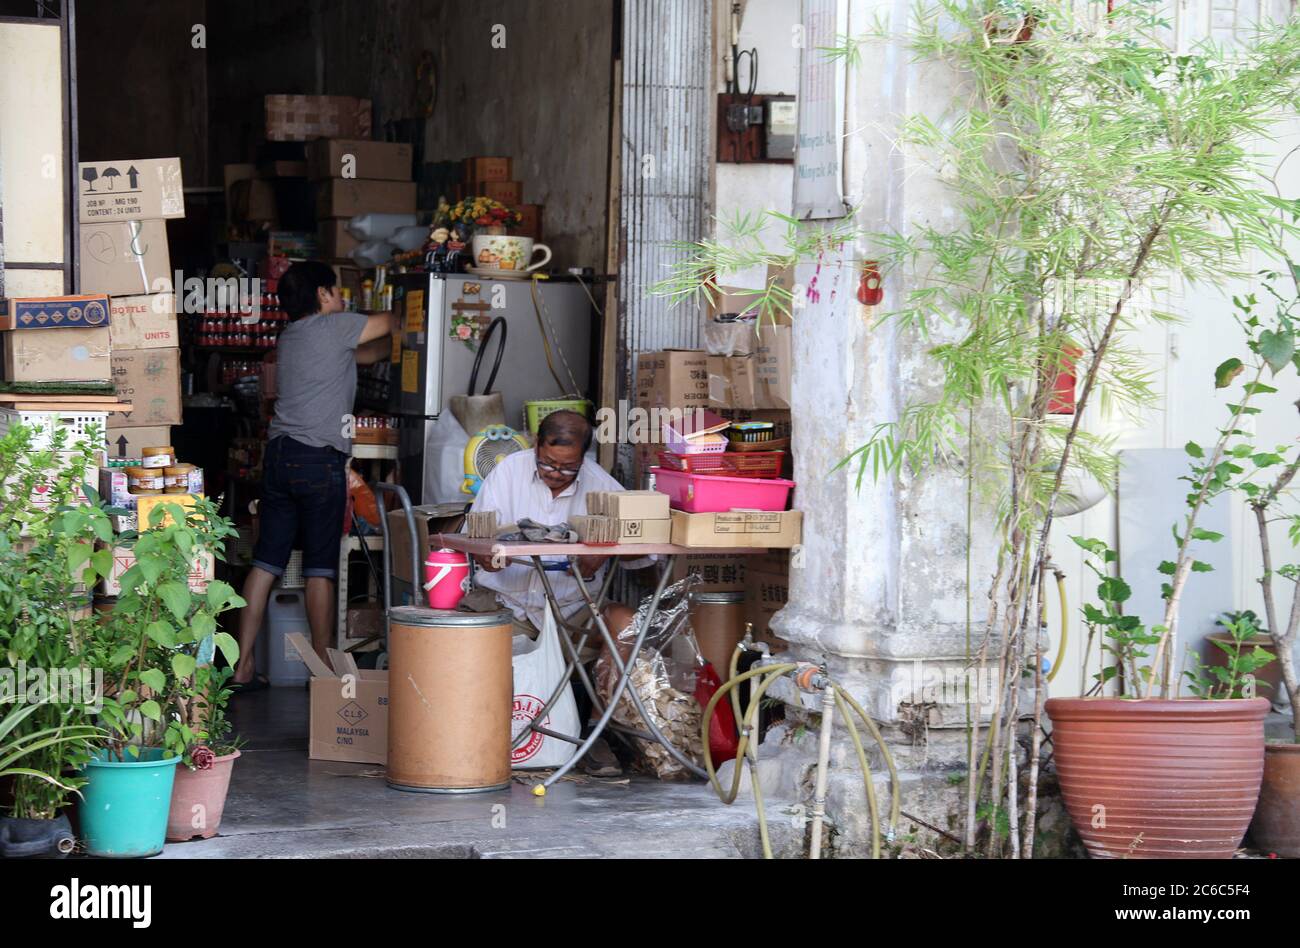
286;632;389;764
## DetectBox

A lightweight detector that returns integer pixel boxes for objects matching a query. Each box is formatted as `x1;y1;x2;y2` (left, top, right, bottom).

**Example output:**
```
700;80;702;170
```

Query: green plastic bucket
79;748;181;858
523;399;591;435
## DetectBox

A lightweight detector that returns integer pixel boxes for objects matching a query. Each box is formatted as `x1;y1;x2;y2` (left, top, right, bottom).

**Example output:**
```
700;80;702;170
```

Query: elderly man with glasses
465;409;653;775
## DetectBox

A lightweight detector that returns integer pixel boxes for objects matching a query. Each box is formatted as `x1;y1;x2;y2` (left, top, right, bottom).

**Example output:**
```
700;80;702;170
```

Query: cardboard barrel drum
690;591;747;673
387;607;514;793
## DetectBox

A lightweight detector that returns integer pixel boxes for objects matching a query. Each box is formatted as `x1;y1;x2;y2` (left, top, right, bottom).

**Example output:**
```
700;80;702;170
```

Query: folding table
436;534;768;789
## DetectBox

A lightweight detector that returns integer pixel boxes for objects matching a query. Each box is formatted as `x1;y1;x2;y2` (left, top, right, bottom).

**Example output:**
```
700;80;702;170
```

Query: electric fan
462;424;530;495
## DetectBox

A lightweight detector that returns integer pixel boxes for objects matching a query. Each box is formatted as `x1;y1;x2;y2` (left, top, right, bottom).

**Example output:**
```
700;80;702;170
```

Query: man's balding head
537;409;593;454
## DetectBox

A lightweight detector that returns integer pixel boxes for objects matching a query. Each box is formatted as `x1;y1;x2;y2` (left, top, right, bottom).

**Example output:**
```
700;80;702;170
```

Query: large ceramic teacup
471;234;551;273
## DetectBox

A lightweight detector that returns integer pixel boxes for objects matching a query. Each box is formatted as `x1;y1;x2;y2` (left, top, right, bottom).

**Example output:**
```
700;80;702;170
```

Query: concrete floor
158;686;800;859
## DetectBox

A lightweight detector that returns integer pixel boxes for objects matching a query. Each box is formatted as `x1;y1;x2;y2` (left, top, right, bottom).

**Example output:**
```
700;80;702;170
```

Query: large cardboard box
77;157;184;224
462;156;512;183
104;425;172;463
3;327;111;382
265;95;372;142
316;179;417;218
617;517;670;543
745;561;791;650
0;294;111;331
670;510;802;549
108;348;182;428
317;219;361;260
477;180;523;205
511;203;543;240
79;221;172;296
386;506;466;586
108;294;178;350
308;139;413;181
98;544;214;597
635;350;710;411
707;326;792;410
287;634;389;764
671;553;746;592
228;178;278;224
605;490;670;521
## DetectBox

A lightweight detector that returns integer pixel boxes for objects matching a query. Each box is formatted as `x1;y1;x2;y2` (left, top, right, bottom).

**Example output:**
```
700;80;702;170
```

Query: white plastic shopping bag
510;603;580;769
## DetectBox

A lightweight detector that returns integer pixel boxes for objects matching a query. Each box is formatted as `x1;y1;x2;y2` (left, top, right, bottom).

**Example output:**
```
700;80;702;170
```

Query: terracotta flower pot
1249;742;1300;857
165;750;240;842
1045;697;1269;858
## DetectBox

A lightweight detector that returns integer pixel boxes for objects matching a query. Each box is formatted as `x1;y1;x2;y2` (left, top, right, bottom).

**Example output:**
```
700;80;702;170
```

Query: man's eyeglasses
536;460;581;478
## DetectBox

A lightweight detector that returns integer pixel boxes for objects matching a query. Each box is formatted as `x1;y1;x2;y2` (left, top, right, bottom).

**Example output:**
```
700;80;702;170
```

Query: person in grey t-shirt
232;262;394;688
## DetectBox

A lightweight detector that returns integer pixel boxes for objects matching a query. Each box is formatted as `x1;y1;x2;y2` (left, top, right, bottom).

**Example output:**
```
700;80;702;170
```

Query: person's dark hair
537;410;593;455
278;261;338;320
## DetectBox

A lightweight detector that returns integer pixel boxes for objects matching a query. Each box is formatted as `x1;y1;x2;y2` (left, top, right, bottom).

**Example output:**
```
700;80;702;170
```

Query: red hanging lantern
1047;345;1084;414
857;260;884;307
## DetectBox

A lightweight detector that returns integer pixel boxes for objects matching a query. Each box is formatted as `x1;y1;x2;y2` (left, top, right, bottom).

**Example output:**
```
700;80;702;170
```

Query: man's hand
574;554;609;580
473;553;502;572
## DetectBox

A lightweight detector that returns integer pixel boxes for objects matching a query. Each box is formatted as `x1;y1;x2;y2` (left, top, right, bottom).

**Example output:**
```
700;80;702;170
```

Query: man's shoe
580;737;623;777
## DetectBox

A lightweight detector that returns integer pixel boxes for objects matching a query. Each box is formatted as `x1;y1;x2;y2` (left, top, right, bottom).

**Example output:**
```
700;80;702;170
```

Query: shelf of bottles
191;293;289;351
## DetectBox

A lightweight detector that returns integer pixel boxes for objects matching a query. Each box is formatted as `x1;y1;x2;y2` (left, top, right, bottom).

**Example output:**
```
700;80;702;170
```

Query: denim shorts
251;436;347;580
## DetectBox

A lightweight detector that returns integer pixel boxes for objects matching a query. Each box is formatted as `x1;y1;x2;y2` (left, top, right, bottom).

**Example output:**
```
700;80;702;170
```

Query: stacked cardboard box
744;550;790;650
0;295;113;383
265;95;372;143
308;139;416;260
638;266;800;643
76;156;185;433
458;156;542;242
580;490;671;543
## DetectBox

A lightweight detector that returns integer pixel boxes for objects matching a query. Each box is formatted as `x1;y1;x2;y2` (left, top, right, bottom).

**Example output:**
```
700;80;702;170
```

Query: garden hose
1047;569;1068;683
700;646;901;859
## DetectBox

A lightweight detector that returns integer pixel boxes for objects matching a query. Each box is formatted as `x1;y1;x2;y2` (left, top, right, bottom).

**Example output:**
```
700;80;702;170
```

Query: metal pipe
809;682;836;859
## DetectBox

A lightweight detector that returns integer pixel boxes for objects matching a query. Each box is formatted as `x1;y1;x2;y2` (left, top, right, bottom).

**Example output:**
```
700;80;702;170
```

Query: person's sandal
580;737;623;777
229;675;270;695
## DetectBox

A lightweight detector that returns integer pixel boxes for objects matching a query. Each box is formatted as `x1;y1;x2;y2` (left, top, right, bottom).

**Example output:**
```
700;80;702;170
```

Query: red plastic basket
658;451;784;479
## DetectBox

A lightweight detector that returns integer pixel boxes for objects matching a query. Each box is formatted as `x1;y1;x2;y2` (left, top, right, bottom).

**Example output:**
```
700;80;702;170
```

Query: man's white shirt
468;449;654;628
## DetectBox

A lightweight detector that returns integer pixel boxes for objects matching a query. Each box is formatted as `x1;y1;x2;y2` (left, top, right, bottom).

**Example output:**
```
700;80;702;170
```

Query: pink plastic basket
651;467;794;513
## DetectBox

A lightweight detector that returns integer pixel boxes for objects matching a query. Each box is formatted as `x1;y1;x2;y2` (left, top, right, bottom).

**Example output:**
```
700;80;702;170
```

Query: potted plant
0;422;113;857
166;663;245;842
1204;611;1285;705
1048;275;1300;858
0;701;102;858
1231;308;1300;855
1047;537;1271;858
81;496;243;857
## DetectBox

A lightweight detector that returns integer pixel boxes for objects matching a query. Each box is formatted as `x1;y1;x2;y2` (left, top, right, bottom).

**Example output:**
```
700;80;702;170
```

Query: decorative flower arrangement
447;197;522;230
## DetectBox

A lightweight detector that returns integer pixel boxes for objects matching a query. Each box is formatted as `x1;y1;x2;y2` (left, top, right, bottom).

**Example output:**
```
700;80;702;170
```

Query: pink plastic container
651;467;794;513
423;549;471;609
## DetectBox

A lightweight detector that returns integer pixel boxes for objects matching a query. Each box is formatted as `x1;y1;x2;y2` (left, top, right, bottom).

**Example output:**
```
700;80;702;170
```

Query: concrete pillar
762;0;1008;855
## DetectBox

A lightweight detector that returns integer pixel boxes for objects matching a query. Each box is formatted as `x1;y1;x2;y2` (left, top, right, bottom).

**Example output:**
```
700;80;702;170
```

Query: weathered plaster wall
416;0;615;268
76;0;613;268
76;0;209;178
